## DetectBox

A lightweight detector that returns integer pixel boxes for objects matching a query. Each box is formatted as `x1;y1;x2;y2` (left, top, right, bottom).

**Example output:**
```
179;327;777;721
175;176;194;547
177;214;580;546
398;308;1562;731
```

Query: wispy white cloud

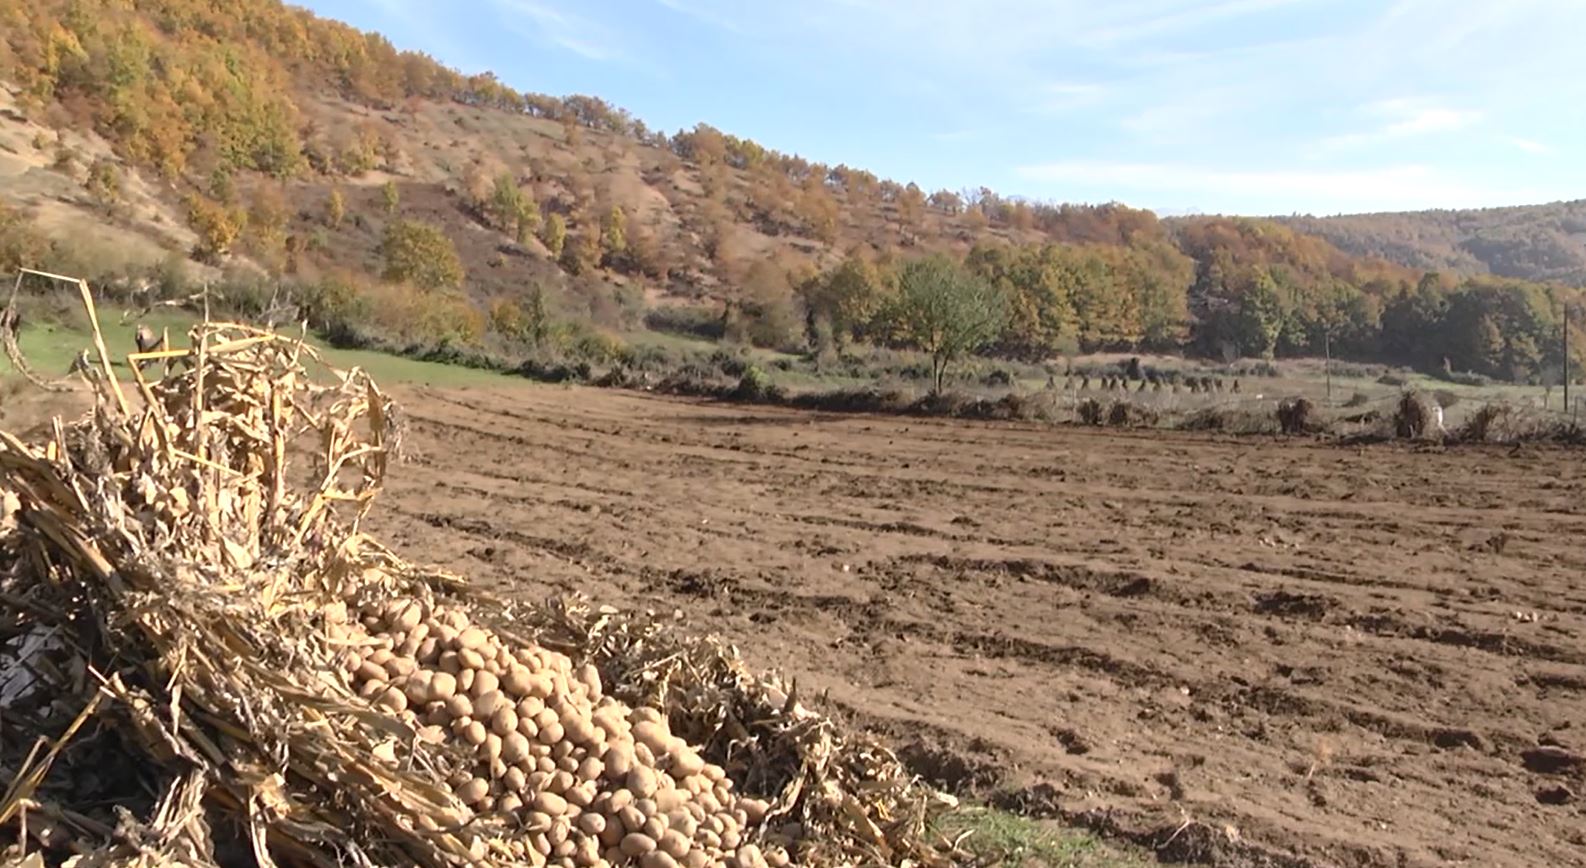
1507;136;1554;156
652;0;745;33
1025;82;1107;114
1316;98;1482;151
487;0;621;61
1014;160;1546;214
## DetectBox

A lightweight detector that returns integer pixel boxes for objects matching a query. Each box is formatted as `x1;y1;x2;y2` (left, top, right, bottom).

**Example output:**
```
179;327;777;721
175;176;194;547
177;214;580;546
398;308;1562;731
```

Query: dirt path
367;382;1586;868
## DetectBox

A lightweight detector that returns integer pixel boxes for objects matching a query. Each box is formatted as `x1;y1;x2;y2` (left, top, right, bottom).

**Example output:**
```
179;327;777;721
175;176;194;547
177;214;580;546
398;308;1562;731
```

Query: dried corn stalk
0;282;952;867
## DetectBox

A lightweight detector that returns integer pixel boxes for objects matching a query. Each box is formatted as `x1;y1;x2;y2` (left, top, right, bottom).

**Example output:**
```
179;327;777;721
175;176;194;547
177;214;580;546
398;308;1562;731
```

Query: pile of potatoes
330;597;790;868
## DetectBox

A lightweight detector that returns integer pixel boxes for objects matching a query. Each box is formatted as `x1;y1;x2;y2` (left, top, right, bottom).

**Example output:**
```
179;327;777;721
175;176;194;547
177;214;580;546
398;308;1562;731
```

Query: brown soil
64;378;1586;866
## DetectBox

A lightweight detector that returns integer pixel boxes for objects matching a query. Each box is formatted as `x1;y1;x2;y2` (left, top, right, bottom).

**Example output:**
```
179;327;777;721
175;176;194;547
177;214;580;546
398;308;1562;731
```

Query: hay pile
0;296;949;866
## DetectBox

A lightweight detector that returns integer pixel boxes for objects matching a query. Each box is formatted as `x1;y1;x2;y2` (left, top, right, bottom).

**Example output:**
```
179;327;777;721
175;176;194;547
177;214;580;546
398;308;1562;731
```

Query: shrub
732;365;783;403
1432;389;1460;410
1178;407;1278;434
1076;398;1104;426
1276;397;1318;435
1394;392;1432;439
1107;401;1158;428
645;305;725;340
1344;391;1369;408
1377;373;1407;387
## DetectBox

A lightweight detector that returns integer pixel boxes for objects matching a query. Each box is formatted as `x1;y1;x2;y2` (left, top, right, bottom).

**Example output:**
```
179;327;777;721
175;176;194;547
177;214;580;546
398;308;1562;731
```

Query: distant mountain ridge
1274;200;1586;286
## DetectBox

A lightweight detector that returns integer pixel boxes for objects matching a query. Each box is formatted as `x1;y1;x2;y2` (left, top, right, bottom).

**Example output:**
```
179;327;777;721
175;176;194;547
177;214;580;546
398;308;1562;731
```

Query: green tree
381;180;400;215
890;254;1007;394
379;220;464;289
1235;272;1284;359
541;213;567;258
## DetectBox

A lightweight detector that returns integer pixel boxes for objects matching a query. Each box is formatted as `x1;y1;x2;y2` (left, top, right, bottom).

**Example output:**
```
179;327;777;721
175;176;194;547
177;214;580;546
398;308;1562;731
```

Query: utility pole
1564;304;1571;416
1323;329;1333;405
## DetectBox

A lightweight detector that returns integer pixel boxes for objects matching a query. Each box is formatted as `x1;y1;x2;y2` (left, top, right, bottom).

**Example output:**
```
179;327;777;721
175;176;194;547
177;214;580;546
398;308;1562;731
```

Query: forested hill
0;0;1582;385
1276;201;1586;286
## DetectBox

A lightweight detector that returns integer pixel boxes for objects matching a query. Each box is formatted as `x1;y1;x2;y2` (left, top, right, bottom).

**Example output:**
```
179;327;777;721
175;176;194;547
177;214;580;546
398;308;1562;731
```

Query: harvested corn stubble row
0;288;953;868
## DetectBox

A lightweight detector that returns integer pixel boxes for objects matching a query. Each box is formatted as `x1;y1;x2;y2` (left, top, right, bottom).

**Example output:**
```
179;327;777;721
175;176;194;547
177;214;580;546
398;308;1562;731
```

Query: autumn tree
601;206;627;261
541;213;567;258
184;194;244;263
890;255;1007;393
379;220;464;289
802;252;889;349
326;188;345;227
559;226;599;275
0;197;50;272
85;159;120;208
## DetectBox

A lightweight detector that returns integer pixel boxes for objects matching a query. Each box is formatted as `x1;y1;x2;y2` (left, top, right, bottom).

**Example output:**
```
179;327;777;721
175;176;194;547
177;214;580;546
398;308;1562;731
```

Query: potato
631;707;665;726
460;720;488;746
384;656;417;679
456;668;476;695
670;748;706;779
642;816;666;840
551;770;576;794
455;777;489;805
445;694;474;720
498;792;523;814
501;666;535;698
740;798;769;825
404;671;433;706
457;626;490;652
354;660;387;684
376;686;407;713
576;756;604;782
618;805;646;833
561;714;597;747
640;852;679;868
576;812;606;837
427;671;458;702
502;765;528;794
501;732;530;764
438;651;462;675
490;705;518;737
658;829;691;859
736;844;765;868
604;745;634;780
482;732;503;762
654;788;687;814
628;766;659;800
472;690;506;719
470;669;500;699
682;851;711;868
534;791;569;817
517;715;540;740
620;833;658;857
357;679;387;700
368;648;394;666
537;720;565;745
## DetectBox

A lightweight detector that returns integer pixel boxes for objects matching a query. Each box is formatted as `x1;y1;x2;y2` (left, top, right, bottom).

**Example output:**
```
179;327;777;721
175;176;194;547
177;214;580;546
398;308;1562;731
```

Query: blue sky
301;0;1586;216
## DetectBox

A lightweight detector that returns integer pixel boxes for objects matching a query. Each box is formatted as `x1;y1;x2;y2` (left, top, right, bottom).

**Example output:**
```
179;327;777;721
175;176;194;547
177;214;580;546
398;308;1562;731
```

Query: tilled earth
366;382;1586;868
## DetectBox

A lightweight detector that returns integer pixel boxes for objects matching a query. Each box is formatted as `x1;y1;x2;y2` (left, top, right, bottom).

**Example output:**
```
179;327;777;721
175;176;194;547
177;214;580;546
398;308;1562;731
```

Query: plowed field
368;382;1586;868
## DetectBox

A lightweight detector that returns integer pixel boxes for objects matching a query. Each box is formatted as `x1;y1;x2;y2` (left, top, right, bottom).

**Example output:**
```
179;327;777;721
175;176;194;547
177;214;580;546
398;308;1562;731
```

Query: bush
1107;401;1158;428
1076;398;1104;426
732;365;784;403
1432;389;1460;410
790;386;913;414
1445;370;1493;388
1344;391;1369;408
1377;373;1408;387
1276;397;1318;435
1178;407;1278;434
1394;392;1432;439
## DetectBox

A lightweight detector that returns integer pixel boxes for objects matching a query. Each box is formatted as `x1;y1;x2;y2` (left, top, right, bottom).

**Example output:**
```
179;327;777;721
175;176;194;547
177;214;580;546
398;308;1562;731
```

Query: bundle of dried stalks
0;282;949;867
504;597;953;868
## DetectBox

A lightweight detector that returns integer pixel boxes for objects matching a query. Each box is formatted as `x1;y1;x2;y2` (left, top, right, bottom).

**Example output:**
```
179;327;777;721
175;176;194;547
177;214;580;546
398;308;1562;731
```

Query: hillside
0;0;1582;385
1276;201;1586;285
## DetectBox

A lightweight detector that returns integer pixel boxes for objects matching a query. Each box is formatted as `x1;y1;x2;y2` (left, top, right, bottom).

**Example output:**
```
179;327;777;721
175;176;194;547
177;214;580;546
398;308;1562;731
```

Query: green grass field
7;309;513;389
